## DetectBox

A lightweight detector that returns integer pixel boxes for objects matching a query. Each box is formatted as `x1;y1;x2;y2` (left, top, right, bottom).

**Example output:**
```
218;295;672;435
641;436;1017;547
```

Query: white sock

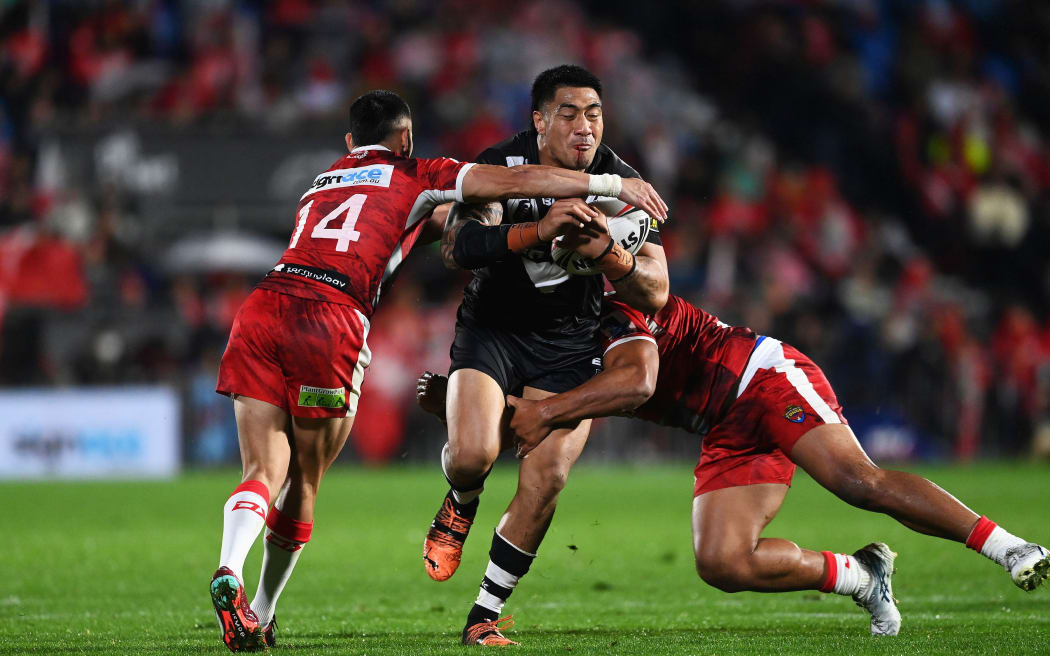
821;552;871;597
442;443;483;505
966;516;1027;569
981;527;1028;569
251;504;312;627
219;480;270;581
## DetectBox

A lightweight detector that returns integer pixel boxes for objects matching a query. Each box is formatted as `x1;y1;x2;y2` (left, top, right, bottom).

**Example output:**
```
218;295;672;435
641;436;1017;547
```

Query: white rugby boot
851;542;901;636
1005;542;1050;591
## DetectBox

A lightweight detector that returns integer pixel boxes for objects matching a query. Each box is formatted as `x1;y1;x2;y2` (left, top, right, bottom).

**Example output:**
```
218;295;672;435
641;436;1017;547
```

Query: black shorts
449;307;602;395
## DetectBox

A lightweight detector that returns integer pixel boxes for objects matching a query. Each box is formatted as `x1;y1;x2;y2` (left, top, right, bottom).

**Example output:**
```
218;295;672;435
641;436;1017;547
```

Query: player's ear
400;126;414;158
345;132;354;152
532;110;546;136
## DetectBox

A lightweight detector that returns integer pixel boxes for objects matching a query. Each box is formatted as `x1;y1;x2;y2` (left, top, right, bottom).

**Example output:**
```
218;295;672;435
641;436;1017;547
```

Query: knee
241;464;286;499
526;461;571;503
445;441;498;482
694;549;752;593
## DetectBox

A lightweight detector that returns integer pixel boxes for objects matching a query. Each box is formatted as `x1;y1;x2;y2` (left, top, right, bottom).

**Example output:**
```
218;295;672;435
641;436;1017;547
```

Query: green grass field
2;462;1048;655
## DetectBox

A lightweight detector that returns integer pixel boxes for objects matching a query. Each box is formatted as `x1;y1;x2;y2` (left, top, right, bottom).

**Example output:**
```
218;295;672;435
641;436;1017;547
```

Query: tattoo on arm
440;201;504;269
612;255;668;311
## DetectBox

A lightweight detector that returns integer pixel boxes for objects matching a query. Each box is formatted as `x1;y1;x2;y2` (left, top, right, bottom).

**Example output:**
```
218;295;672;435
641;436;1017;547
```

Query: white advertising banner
0;386;180;479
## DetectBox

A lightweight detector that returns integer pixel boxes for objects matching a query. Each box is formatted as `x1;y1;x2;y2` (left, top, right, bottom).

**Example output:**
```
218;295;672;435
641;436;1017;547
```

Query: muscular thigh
446;368;508;459
515;385;591;489
692;483;789;560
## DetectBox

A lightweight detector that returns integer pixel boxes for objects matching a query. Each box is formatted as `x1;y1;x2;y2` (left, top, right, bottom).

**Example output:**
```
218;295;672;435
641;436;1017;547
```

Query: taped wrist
588;173;623;198
597;242;636;282
452;221;512;269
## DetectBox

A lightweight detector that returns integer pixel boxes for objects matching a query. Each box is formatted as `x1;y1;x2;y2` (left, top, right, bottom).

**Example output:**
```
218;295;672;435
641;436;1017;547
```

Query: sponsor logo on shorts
301;164;393;198
784;405;806;423
298;385;346;408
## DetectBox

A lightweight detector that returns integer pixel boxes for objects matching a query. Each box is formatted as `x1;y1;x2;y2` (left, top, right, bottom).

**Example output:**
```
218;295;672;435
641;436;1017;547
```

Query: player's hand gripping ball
551;198;651;276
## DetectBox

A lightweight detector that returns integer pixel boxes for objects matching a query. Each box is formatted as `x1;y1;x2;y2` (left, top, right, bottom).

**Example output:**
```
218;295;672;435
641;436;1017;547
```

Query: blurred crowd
1;0;1047;463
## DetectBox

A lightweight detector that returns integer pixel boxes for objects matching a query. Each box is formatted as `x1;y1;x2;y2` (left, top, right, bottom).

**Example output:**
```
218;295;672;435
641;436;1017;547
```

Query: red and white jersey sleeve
258;147;474;315
597;299;656;355
415;156;475;203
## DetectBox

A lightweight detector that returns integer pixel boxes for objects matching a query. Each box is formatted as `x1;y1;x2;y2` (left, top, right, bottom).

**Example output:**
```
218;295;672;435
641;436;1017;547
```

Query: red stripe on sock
229;479;270;505
819;551;838;593
966;516;997;551
266;505;313;543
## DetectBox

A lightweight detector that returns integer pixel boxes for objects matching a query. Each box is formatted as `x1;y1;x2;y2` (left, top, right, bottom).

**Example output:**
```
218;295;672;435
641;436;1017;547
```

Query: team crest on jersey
784;405;806;423
298;385;346;408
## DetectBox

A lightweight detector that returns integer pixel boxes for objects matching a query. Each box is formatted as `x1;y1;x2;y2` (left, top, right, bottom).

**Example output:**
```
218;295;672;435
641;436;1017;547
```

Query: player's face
534;86;604;171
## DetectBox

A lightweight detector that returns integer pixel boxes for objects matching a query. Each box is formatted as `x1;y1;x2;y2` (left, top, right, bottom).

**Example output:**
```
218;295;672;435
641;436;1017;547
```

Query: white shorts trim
345;308;372;417
604;334;657;356
738;337;840;425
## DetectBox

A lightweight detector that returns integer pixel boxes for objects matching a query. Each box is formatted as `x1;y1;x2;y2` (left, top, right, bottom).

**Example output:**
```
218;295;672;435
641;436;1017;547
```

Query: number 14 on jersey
290;195;367;252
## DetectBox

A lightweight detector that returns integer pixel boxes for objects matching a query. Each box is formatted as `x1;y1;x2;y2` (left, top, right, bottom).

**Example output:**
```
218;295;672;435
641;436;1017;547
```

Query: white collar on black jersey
350;145;391;153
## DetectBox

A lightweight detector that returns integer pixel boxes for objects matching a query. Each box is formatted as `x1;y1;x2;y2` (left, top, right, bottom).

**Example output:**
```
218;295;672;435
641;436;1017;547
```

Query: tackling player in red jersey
209;89;668;652
417;291;1049;638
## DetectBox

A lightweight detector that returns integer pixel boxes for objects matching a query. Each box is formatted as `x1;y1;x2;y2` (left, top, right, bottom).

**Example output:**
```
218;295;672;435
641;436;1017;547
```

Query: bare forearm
465;165;597;202
537;365;653;426
611;255;668;314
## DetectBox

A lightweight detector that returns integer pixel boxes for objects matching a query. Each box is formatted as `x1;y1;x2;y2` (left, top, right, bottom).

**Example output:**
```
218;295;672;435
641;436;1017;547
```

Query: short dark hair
348;90;411;147
530;65;603;114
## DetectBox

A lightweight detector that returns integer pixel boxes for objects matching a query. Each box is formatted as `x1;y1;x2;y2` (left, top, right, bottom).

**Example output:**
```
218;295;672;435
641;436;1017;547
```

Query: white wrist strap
588;173;622;198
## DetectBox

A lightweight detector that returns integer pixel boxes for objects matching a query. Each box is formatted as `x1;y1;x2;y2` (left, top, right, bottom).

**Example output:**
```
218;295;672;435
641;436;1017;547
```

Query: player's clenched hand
537;199;599;241
618;178;669;222
560;211;612;260
506;395;554;458
416;371;447;423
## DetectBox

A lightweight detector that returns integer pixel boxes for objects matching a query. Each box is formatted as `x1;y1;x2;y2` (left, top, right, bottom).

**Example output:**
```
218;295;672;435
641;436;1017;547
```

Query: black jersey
458;128;661;346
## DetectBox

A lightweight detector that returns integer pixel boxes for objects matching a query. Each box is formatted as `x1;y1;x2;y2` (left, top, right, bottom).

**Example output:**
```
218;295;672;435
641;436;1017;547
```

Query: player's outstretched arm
507;339;659;458
461;164;668;222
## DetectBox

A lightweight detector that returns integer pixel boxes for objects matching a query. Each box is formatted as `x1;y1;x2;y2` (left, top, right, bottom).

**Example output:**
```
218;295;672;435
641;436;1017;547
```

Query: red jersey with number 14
599;294;757;434
256;145;474;316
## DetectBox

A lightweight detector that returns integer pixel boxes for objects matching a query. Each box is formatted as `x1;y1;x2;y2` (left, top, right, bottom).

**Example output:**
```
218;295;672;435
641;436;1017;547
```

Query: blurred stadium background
2;0;1049;480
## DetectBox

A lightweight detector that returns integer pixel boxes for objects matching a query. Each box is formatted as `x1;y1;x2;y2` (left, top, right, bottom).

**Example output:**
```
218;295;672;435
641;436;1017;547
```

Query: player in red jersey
417;291;1049;638
208;89;668;652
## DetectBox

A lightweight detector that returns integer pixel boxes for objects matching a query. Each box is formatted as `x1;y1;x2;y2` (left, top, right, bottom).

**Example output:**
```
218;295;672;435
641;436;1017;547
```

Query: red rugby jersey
599;294;757;434
256;146;473;316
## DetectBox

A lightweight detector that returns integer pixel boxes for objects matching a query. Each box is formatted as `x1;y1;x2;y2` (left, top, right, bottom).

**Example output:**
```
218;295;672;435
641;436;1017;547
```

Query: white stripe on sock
475;589;504;613
484;561;519;589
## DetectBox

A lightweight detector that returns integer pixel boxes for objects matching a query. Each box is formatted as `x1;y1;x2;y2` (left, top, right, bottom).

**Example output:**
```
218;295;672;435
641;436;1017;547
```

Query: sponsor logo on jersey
784;405;806;423
301;164;393;198
298;385;347;408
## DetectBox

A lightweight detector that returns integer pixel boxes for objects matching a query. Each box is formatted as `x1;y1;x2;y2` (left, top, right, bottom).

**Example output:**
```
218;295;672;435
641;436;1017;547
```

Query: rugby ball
551;198;652;276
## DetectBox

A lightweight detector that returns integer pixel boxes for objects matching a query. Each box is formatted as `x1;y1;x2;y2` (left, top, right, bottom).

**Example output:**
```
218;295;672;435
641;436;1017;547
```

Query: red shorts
693;338;847;497
216;288;372;418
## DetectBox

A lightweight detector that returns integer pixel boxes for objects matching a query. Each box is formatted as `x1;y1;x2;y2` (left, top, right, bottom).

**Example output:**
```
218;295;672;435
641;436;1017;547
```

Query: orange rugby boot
210;567;267;652
461;615;519;646
423;490;478;581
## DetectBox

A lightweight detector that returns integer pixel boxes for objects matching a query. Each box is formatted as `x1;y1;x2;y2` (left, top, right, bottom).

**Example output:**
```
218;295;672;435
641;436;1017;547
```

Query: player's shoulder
590;144;639;178
475;130;534;167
